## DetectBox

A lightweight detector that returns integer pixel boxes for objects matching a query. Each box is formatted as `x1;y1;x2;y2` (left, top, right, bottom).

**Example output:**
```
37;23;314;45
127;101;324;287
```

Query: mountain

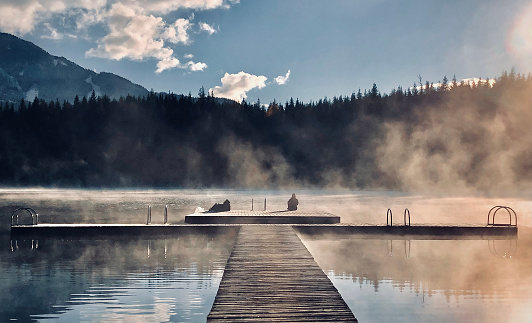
0;33;148;103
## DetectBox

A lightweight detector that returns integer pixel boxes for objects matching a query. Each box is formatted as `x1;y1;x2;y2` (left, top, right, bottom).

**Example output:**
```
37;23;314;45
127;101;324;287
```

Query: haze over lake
2;189;531;322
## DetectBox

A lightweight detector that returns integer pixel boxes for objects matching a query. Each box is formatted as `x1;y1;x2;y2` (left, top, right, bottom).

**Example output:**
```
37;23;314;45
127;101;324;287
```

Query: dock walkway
207;225;357;322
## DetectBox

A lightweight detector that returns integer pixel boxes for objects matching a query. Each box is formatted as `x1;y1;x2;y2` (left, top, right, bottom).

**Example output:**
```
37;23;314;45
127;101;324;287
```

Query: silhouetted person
209;199;230;212
287;193;298;211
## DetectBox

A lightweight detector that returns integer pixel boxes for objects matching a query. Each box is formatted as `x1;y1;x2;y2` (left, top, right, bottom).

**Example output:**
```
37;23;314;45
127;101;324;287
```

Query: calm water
1;188;531;322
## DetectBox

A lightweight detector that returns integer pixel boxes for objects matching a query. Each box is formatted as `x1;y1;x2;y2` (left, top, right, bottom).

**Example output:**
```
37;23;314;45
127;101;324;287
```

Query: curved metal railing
487;206;517;227
387;208;412;226
386;208;393;226
404;208;411;226
11;207;38;226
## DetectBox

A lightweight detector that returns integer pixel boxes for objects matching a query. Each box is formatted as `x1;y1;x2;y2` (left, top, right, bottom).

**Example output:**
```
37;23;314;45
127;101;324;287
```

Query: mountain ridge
0;32;148;103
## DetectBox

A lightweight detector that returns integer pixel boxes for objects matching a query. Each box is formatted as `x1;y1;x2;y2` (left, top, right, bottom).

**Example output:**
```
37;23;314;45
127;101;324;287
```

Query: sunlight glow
507;2;532;71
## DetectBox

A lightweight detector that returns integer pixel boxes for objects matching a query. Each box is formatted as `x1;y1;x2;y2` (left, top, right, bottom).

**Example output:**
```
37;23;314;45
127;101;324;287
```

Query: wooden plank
207;226;357;322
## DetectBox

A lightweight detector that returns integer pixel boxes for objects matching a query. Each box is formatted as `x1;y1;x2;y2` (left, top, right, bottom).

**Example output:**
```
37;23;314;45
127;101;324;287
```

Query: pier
207;225;357;322
10;208;518;238
9;207;517;321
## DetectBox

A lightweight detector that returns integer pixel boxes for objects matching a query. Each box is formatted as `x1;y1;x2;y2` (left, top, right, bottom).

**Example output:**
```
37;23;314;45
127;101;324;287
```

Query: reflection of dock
207;225;357;322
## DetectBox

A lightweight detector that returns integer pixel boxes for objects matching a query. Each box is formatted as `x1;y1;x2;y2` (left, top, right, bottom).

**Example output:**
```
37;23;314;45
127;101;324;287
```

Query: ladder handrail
404;208;411;226
386;208;393;226
11;207;38;226
487;206;517;227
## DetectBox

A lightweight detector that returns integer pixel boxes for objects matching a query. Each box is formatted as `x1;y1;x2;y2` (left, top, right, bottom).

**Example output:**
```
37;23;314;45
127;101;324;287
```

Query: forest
0;71;530;193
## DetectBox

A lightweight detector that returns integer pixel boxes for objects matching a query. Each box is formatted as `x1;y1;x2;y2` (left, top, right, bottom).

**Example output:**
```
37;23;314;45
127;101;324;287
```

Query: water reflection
0;231;237;323
1;189;531;322
301;228;532;323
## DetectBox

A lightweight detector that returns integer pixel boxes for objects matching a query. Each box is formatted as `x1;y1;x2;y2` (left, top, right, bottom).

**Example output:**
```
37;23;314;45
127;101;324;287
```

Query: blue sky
1;0;531;104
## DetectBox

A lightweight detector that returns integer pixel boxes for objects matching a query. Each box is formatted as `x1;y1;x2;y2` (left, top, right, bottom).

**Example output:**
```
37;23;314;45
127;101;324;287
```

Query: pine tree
441;75;449;92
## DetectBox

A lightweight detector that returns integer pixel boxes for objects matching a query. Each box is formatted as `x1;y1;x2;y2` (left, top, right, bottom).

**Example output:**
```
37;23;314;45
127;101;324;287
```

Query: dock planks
207;226;357;322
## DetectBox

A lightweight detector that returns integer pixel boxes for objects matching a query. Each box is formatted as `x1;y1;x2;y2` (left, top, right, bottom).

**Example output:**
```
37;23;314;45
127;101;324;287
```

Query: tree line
0;71;530;190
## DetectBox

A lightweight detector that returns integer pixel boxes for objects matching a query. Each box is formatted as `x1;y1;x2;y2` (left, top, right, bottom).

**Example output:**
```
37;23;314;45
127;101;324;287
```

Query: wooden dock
10;209;517;238
185;210;341;224
207;225;357;322
294;223;518;238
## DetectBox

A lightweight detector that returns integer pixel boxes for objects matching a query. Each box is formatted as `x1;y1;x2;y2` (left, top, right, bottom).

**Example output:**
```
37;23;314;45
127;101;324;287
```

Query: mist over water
2;73;530;194
375;81;532;193
1;188;531;322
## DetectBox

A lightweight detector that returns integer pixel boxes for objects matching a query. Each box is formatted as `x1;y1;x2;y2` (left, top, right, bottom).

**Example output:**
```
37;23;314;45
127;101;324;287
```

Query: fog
2;74;530;194
1;189;531;231
2;189;531;322
376;81;532;194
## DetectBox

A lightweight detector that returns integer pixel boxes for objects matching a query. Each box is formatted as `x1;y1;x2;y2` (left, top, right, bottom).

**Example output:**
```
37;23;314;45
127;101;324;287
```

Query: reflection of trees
303;229;531;299
0;231;237;322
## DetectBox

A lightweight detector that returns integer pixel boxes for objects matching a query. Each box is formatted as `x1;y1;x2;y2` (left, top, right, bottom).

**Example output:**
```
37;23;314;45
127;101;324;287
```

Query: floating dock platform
185;210;341;224
10;209;517;238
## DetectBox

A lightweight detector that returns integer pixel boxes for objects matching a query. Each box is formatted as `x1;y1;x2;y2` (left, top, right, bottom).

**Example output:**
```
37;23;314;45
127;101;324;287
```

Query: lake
1;188;531;322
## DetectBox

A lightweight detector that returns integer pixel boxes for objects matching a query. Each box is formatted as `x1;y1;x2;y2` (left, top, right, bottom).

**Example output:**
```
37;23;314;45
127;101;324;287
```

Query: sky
0;0;531;104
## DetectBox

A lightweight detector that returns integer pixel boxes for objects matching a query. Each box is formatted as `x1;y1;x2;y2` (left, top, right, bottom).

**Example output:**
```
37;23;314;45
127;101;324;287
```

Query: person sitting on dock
287;193;298;211
209;199;231;212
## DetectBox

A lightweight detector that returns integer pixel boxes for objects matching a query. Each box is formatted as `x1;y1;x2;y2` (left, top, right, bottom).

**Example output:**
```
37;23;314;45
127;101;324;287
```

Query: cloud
155;57;207;73
86;3;173;61
274;70;291;85
184;53;194;58
0;0;106;34
41;23;64;40
0;0;236;72
185;61;208;71
130;0;227;13
199;22;217;35
210;71;267;102
156;57;181;73
163;18;192;44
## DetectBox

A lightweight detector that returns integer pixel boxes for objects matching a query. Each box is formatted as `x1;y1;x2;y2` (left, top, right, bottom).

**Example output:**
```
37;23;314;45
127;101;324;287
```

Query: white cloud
274;70;291;85
199;22;217;35
210;71;267;102
86;3;174;61
184;53;194;58
129;0;227;13
163;18;192;44
156;57;181;73
0;0;236;72
0;0;106;34
41;22;63;40
185;61;208;71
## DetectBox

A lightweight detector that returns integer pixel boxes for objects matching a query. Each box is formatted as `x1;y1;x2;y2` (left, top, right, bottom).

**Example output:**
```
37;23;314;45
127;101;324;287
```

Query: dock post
252;199;254;211
147;205;152;225
164;205;168;224
264;198;266;211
